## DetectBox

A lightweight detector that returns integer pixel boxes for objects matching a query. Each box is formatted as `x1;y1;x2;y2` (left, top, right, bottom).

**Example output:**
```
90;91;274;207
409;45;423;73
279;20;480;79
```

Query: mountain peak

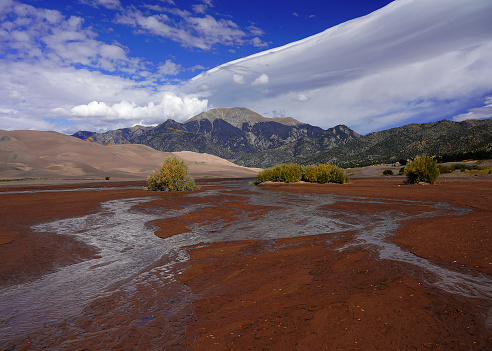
186;107;303;129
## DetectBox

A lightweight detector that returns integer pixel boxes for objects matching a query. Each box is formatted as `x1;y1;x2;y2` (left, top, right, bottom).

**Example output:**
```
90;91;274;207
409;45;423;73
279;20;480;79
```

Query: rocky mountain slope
73;107;359;162
73;108;491;168
301;118;492;167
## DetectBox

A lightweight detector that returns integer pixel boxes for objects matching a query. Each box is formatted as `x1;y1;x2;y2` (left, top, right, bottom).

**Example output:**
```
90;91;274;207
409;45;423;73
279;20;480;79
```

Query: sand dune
0;130;260;180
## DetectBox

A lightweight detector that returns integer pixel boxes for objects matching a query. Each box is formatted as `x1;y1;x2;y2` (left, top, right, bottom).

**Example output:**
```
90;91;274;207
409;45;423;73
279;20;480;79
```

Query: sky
1;0;492;135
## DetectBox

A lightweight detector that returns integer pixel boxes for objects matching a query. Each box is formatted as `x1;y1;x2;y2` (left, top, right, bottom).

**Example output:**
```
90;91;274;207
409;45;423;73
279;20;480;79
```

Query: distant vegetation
301;119;492;169
147;157;199;191
404;155;439;185
435;150;492;163
382;169;394;176
256;163;349;184
437;163;492;175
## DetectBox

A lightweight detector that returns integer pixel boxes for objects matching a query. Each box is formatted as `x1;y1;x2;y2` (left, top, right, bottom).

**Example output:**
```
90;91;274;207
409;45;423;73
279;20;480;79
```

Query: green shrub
105;176;110;180
303;164;349;184
382;169;394;176
398;167;405;175
257;163;348;184
256;164;304;183
437;165;452;174
404;155;440;185
147;157;200;191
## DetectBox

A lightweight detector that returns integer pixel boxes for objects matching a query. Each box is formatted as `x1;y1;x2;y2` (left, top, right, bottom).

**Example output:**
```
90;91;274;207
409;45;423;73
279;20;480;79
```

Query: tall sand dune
0;130;260;180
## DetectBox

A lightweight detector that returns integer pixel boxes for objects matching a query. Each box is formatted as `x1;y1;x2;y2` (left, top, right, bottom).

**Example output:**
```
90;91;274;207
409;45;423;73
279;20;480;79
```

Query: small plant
404;155;440;185
382;169;394;176
105;176;110;180
147;157;200;191
437;165;452;174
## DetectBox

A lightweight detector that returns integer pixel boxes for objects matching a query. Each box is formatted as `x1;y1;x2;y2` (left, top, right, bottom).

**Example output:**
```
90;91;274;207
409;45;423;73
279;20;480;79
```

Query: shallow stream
1;180;491;349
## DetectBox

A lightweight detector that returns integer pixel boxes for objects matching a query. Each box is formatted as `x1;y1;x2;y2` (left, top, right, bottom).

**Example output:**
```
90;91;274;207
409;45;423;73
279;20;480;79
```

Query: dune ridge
0;130;260;180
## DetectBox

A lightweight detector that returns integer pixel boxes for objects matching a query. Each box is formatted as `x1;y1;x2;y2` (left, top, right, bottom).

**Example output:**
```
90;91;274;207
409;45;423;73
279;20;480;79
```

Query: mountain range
73;108;492;168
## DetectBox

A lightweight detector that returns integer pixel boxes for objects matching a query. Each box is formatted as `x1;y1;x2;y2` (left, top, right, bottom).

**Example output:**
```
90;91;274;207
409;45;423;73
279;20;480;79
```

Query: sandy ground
0;130;260;181
0;176;491;350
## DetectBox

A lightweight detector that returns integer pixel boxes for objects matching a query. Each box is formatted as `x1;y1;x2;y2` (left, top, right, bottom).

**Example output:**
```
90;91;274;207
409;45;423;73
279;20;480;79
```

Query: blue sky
1;0;492;134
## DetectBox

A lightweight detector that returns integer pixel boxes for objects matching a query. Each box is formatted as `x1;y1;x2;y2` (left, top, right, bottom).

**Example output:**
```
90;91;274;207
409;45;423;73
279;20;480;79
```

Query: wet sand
0;177;491;349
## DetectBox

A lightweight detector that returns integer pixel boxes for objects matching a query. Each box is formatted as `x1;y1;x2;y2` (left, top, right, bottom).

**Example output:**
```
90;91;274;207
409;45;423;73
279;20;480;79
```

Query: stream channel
1;179;491;349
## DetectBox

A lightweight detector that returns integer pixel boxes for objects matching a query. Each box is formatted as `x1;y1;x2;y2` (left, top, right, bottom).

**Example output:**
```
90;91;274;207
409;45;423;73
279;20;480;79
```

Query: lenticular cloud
184;0;492;133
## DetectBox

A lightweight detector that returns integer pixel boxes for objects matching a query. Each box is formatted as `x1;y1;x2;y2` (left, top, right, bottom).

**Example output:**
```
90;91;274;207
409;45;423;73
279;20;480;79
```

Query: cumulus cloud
0;1;141;73
0;58;208;132
192;4;207;14
251;73;269;86
233;74;245;85
158;59;182;76
251;37;268;48
297;94;308;102
452;96;492;122
70;94;207;124
185;0;492;133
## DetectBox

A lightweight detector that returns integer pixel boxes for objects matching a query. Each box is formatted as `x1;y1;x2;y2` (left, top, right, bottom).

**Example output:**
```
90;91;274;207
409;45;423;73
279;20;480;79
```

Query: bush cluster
147;157;200;191
437;163;483;173
382;169;394;176
257;163;349;184
404;155;439;185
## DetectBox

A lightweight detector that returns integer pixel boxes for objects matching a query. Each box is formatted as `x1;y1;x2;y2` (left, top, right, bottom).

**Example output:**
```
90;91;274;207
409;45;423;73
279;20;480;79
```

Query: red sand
1;177;491;350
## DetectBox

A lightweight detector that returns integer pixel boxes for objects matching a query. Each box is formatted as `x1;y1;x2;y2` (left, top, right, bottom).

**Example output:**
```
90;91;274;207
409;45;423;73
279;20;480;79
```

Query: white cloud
233;74;245;84
115;8;267;50
192;4;207;14
81;0;121;10
158;59;182;76
189;64;205;72
292;12;299;17
251;73;269;86
70;94;207;122
452;96;492;122
0;1;141;73
297;94;308;102
248;25;264;36
251;37;267;48
0;59;207;133
185;0;492;133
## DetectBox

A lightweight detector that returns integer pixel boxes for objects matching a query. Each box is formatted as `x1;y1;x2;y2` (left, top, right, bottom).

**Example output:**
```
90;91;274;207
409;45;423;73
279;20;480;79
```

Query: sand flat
0;177;491;349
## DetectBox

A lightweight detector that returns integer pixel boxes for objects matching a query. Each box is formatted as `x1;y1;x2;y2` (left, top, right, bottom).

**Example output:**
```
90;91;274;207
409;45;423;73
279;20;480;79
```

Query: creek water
1;180;491;349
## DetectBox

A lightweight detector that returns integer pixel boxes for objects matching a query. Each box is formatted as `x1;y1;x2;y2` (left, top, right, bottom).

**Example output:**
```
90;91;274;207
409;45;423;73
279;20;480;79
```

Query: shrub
147;157;200;191
404;155;440;185
105;176;110;180
437;165;452;174
303;164;349;184
257;163;348;184
382;169;394;176
256;164;304;183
